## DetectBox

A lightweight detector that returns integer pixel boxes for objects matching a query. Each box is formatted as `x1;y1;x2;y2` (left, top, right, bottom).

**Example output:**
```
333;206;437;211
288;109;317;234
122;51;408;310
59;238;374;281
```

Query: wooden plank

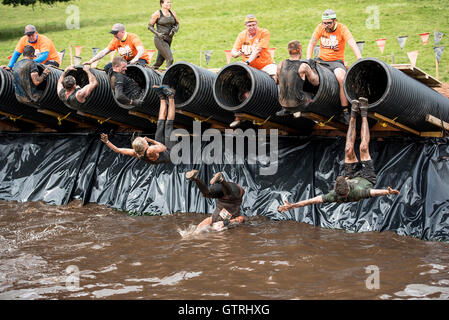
76;111;138;129
0;110;47;127
129;110;189;130
296;111;348;131
175;109;227;128
420;131;444;137
38;108;92;127
425;114;449;131
391;64;441;87
234;113;301;135
128;111;158;123
368;112;420;136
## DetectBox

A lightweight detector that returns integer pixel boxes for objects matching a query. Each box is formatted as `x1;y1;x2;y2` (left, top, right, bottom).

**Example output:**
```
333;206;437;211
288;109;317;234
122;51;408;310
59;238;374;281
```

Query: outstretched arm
84;47;111;65
144;137;167;154
347;38;362;60
101;133;137;157
57;65;76;94
76;65;98;103
369;187;400;198
306;35;318;59
278;195;323;212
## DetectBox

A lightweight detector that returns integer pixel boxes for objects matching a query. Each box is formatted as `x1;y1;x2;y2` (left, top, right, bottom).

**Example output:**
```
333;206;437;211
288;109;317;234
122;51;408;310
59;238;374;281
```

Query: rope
97;117;111;125
194;115;212;123
57;112;71;126
378;116;398;128
253;115;271;126
317;115;335;127
9;115;23;122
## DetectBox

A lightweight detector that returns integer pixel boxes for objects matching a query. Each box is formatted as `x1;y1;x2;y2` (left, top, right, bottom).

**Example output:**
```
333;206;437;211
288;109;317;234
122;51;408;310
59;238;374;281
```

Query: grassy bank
0;0;447;81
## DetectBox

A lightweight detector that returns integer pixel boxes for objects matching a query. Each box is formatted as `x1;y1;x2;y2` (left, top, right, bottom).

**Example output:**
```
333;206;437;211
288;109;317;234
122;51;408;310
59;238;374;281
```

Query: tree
2;0;70;6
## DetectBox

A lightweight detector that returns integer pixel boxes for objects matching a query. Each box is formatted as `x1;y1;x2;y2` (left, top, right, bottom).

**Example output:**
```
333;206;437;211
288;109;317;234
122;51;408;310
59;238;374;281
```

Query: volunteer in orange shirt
83;23;150;74
231;14;276;80
6;25;61;70
305;9;362;117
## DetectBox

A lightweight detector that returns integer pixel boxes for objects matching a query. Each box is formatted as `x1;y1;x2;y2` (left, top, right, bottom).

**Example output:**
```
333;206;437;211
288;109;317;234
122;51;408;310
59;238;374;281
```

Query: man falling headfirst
186;170;245;233
101;84;176;164
278;98;400;212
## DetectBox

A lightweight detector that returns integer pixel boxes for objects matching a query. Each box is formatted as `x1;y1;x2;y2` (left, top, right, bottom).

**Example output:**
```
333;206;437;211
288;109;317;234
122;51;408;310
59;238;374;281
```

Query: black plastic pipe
0;68;59;127
213;63;315;133
344;57;449;131
111;64;162;115
65;66;150;129
301;62;342;118
162;61;234;124
33;65;75;115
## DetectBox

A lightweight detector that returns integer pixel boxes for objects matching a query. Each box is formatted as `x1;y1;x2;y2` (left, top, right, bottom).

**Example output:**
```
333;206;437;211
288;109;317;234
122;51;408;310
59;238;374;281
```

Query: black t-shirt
13;59;41;105
109;71;143;105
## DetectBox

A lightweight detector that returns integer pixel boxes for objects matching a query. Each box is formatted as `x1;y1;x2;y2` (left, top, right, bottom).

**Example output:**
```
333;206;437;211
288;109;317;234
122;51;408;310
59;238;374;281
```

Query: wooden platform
129;110;190;130
38;109;94;128
392;64;441;88
76;111;141;131
234;113;301;135
175;109;227;129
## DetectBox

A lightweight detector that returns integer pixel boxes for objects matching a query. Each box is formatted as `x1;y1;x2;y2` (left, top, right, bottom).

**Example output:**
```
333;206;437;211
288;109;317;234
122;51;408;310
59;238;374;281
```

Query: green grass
0;0;448;82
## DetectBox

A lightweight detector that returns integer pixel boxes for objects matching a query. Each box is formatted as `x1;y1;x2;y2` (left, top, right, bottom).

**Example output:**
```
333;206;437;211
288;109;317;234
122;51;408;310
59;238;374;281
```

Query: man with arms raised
278;98;400;212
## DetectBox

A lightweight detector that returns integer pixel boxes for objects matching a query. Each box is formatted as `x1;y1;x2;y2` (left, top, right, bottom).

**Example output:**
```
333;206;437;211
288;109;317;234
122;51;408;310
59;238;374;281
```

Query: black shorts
316;58;346;72
44;60;60;67
153;119;175;163
344;160;377;185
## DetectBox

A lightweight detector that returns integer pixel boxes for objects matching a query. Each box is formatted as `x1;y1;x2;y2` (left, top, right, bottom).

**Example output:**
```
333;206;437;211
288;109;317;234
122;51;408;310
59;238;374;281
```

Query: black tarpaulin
0;132;448;242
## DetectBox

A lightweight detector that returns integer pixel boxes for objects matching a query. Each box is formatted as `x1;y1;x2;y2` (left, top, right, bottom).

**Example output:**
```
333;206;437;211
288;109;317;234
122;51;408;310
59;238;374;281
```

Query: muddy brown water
0;200;448;300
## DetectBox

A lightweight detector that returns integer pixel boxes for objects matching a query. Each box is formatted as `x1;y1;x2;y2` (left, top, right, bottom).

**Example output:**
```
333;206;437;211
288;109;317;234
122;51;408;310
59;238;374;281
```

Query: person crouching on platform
185;170;245;233
100;84;176;164
275;40;319;117
278;98;400;213
57;65;98;109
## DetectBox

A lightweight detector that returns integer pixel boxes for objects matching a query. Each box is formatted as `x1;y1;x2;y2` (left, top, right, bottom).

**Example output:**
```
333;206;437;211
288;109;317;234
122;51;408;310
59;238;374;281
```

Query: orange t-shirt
15;34;61;65
108;32;150;64
233;27;274;70
312;22;353;63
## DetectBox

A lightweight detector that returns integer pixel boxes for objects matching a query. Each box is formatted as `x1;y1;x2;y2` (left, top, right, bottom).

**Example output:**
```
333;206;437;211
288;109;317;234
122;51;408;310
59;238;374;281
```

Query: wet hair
334;176;350;197
23;45;35;58
132;137;147;158
287;40;302;55
112;56;127;68
62;75;76;90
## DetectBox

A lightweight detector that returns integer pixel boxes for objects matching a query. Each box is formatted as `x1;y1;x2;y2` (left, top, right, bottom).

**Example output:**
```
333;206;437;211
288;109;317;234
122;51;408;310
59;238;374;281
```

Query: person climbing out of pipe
148;0;180;71
100;82;176;164
304;9;363;124
57;65;98;109
278;98;400;213
275;40;319;117
108;56;145;108
185;170;245;233
11;45;51;106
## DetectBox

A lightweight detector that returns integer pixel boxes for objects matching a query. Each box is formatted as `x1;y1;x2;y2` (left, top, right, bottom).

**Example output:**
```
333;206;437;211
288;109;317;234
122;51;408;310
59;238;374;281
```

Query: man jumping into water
185;170;245;232
278;97;400;212
100;84;176;164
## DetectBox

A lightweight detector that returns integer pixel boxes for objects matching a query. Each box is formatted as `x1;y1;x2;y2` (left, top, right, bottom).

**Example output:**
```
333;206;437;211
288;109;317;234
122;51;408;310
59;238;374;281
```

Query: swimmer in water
185;170;245;233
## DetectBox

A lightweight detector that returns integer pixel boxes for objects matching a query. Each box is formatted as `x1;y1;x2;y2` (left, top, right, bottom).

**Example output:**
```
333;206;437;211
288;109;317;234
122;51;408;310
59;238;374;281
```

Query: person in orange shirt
304;9;362;119
5;25;61;70
83;23;150;74
231;14;276;80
